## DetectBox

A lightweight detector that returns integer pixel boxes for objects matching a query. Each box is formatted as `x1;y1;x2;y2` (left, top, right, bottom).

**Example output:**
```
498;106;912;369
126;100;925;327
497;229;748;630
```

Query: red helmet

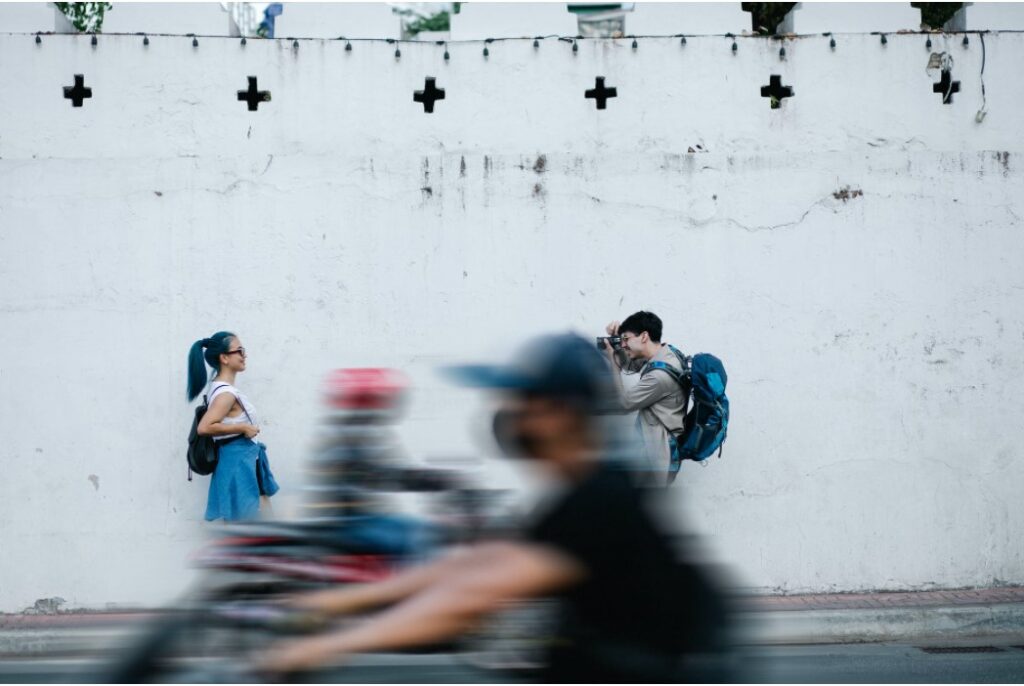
323;368;408;410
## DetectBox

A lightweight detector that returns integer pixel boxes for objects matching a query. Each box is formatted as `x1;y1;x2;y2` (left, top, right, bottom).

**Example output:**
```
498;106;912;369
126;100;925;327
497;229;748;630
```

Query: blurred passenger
260;333;732;682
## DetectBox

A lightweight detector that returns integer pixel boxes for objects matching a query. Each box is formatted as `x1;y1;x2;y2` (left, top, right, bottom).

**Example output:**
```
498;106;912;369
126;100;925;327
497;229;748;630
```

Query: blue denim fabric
205;440;279;522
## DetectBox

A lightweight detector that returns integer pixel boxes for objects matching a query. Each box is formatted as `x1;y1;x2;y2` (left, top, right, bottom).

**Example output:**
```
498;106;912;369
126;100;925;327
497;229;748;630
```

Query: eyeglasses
224;348;247;357
620;334;638;344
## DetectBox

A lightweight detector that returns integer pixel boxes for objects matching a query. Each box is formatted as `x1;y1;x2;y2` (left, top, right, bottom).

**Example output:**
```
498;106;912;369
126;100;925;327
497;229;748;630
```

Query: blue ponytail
186;331;236;401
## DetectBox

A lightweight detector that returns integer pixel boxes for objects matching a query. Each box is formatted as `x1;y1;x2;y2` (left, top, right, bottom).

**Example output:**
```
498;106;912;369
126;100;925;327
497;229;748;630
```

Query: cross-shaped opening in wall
932;69;960;104
413;77;445;113
760;75;793;109
585;76;617;110
237;76;271;111
63;74;92;107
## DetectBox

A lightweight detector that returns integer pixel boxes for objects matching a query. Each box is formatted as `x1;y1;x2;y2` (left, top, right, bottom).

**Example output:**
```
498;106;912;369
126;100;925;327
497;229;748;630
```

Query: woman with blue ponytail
187;331;279;521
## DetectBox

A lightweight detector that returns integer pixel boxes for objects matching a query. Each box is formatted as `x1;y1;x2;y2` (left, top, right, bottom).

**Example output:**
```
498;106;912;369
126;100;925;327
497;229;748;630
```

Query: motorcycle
102;368;529;683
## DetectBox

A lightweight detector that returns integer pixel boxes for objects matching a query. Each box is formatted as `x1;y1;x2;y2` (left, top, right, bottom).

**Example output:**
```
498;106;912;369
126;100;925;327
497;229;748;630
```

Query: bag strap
644;360;687;386
666;345;692;374
209;383;253;424
203;382;230;407
637;350;693;474
640;346;691;384
643;352;693;412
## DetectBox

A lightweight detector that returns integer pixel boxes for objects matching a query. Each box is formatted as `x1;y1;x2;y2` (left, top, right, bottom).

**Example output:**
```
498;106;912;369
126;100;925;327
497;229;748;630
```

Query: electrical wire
976;32;987;122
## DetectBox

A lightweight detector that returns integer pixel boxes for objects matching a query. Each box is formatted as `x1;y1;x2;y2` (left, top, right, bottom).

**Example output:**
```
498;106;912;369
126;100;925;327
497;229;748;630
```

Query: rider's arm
262;541;585;673
289;545;476;616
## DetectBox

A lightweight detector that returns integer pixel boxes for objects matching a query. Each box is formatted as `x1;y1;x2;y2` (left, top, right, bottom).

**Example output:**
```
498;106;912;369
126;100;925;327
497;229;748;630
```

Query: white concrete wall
0;29;1022;611
273;3;401;40
627;2;750;35
100;2;231;36
958;2;1024;30
0;2;57;33
449;2;577;40
780;2;921;34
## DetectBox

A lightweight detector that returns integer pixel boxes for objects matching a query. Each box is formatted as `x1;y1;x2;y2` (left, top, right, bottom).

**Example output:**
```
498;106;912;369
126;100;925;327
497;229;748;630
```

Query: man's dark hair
619;311;662;343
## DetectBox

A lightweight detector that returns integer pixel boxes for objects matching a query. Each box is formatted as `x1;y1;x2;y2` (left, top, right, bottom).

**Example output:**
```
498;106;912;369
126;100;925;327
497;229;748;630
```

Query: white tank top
207;383;257;442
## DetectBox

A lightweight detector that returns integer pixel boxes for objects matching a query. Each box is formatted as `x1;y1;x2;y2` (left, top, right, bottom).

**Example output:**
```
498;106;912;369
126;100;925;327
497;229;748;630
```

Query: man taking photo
602;310;688;482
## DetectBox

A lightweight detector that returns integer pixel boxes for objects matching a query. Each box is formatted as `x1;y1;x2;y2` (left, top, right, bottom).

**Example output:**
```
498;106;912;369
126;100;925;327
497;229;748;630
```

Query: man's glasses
224;348;247;357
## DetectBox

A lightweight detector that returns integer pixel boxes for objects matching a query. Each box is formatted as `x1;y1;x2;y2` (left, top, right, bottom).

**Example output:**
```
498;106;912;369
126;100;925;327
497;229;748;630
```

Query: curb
739;602;1024;645
2;603;1024;657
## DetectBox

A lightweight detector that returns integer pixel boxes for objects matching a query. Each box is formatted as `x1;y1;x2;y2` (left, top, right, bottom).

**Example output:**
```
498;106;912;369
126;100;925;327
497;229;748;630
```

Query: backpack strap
644;360;687;387
639;348;695;478
641;348;693;413
203;382;230;407
209;384;253;423
207;383;254;438
666;345;691;374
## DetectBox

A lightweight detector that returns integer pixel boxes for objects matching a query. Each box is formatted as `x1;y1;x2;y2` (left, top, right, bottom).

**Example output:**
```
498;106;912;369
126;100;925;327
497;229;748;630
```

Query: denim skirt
205;439;279;522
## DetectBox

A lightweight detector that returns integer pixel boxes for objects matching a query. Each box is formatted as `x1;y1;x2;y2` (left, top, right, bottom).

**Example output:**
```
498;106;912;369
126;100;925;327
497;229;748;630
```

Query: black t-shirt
526;460;729;682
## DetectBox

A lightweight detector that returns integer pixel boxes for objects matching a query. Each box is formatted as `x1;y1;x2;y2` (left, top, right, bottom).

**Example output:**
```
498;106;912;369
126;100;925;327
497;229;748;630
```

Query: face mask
492;408;542;459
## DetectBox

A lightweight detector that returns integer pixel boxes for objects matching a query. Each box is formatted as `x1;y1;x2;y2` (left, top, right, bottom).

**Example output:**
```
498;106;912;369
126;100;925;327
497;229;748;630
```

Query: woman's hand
243;424;261;439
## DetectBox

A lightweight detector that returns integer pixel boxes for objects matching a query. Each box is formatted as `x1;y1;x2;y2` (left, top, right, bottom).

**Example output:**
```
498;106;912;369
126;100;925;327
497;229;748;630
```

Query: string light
830;37;836;49
240;37;246;46
631;37;638;49
144;34;150;46
91;34;98;46
572;40;578;54
880;33;887;45
680;35;687;46
926;37;932;49
962;35;969;47
345;41;352;51
35;33;41;44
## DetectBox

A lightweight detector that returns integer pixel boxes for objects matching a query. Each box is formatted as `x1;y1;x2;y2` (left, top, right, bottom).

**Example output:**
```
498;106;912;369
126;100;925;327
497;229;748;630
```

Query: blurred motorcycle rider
260;333;733;682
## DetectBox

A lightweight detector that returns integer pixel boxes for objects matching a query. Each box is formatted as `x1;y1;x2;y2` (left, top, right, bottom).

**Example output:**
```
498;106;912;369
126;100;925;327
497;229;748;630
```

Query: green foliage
55;2;113;33
741;2;797;35
405;10;451;36
911;2;965;30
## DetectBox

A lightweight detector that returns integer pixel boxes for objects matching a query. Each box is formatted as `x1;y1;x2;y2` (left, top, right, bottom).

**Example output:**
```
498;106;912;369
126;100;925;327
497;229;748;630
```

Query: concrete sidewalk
2;587;1023;657
744;587;1024;645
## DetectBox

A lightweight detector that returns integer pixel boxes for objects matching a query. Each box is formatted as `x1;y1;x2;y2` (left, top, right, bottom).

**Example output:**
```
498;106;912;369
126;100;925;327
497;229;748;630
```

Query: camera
597;336;629;368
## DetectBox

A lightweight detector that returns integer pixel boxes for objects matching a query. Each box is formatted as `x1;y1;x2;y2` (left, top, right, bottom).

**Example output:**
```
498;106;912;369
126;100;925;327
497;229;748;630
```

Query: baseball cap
444;333;617;413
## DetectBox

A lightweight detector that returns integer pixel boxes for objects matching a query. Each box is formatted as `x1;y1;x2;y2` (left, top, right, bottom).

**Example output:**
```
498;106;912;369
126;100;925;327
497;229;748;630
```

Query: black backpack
187;384;230;481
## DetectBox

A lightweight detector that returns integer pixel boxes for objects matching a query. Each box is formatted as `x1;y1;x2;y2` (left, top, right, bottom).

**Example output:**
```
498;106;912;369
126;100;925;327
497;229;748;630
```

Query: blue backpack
644;346;730;480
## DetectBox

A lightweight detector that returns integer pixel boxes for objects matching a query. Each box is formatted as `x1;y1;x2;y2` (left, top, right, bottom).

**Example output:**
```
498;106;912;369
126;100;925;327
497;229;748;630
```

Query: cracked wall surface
0;33;1022;610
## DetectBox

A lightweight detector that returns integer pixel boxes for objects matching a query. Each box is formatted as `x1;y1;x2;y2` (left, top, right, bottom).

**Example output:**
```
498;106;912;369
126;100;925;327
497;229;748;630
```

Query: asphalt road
1;641;1023;683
